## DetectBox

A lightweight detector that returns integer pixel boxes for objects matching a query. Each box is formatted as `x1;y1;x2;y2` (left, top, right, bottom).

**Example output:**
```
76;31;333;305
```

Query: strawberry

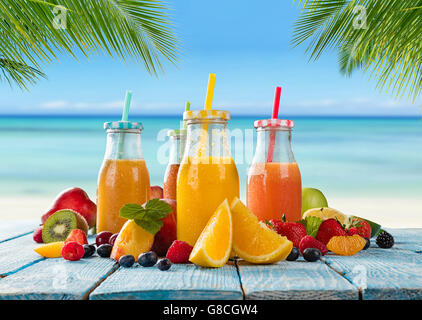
166;240;193;264
316;218;347;245
269;218;307;248
347;218;371;239
347;227;360;236
65;229;88;245
299;235;328;256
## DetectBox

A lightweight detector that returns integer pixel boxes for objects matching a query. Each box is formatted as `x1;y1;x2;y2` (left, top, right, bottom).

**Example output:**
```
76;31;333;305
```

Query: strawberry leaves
120;199;172;235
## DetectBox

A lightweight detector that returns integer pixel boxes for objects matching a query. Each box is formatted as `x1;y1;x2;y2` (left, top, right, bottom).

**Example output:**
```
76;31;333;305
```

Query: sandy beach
1;195;421;228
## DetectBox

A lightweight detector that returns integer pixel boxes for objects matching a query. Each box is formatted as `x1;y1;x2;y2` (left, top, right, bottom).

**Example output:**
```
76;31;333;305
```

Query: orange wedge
189;199;232;268
230;197;293;264
34;241;65;258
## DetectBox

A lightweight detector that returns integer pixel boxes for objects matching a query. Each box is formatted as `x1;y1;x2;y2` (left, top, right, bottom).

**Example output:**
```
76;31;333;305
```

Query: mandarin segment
327;235;366;256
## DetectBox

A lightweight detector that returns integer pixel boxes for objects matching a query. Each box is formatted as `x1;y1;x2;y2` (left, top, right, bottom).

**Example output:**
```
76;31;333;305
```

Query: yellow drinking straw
198;74;216;159
204;73;216;110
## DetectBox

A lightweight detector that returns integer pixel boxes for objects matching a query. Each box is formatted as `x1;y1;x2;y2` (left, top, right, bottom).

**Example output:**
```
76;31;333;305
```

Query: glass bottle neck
183;120;232;163
168;134;186;165
252;127;296;163
104;129;144;160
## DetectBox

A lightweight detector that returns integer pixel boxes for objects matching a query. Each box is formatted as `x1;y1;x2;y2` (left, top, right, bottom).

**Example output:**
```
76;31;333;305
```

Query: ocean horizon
1;114;421;226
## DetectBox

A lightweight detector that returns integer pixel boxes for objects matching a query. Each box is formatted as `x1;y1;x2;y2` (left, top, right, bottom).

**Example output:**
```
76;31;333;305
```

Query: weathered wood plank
90;262;243;300
0;234;44;276
237;258;358;300
0;257;117;300
383;228;422;252
322;247;422;300
0;220;38;243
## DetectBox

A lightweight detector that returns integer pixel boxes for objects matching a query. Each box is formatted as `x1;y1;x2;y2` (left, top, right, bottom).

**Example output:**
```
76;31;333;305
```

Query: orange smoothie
97;159;150;234
163;164;180;200
247;162;302;222
177;157;239;246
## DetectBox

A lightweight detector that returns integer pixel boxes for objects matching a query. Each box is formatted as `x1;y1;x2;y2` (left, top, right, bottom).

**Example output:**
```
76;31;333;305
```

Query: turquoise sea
1;115;421;202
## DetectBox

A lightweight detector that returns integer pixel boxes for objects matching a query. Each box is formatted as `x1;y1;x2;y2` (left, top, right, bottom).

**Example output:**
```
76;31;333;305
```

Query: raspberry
33;227;44;243
376;231;394;249
61;241;85;261
299;235;328;256
166;240;193;263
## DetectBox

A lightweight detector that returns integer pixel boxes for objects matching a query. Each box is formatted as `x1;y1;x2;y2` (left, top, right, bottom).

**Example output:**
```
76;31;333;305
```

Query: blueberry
303;248;321;262
97;244;113;258
138;251;158;267
363;238;370;250
82;244;96;258
119;255;135;268
286;247;300;261
157;258;172;271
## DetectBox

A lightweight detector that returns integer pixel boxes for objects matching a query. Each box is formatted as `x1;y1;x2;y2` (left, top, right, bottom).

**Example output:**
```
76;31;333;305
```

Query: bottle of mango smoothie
97;121;151;234
177;110;239;246
247;119;302;222
163;129;186;200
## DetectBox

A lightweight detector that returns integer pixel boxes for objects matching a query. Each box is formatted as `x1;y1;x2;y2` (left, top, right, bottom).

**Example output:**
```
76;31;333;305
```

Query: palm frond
0;57;46;89
292;0;422;101
0;0;179;88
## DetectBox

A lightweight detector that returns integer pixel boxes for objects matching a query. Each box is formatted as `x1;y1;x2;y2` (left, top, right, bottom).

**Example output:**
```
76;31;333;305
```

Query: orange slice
189;199;232;267
34;241;65;258
327;235;366;256
230;197;293;264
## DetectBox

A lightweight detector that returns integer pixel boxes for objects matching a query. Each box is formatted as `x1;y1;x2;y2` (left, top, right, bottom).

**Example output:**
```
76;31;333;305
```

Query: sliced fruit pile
188;197;293;267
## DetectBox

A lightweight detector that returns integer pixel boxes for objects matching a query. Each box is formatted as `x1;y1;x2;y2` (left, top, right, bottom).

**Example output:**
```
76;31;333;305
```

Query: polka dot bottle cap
254;119;294;128
104;121;143;130
183;110;230;121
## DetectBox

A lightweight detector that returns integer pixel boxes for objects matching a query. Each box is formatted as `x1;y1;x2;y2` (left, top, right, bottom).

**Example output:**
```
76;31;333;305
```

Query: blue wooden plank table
0;221;420;300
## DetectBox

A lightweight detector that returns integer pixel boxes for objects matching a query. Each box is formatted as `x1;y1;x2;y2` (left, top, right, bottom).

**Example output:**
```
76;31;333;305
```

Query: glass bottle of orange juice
97;121;151;234
163;129;186;200
177;110;239;246
247;119;302;222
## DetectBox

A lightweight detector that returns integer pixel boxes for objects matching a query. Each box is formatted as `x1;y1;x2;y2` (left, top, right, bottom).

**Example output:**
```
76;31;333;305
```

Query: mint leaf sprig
297;216;323;238
119;198;173;235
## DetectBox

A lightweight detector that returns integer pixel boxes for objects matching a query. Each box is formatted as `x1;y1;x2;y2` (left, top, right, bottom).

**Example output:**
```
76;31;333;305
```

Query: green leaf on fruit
119;199;172;235
298;216;323;238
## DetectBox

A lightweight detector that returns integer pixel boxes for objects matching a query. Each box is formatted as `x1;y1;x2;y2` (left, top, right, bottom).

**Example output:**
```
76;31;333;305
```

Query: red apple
150;186;163;200
151;198;177;256
41;187;97;228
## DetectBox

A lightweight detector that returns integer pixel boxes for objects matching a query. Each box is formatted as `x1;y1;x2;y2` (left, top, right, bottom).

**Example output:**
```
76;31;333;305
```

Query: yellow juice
177;156;239;246
97;159;150;234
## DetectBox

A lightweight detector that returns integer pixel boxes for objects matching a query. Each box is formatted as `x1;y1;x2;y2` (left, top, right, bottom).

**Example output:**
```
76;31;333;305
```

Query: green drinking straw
183;101;191;129
118;90;133;159
122;90;133;121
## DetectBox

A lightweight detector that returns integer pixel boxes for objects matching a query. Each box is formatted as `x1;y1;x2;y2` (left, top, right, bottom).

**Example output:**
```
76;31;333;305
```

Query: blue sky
0;0;420;116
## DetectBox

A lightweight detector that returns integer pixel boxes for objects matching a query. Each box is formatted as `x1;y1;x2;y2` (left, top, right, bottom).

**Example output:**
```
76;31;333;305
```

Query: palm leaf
0;0;179;89
292;0;422;101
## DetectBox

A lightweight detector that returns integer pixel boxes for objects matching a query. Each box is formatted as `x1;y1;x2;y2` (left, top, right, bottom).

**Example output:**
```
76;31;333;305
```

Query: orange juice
163;164;180;200
177;157;239;246
247;162;301;222
97;159;150;233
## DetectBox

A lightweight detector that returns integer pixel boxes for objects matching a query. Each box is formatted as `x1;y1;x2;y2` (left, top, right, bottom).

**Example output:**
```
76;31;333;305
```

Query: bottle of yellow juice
97;121;151;234
177;109;239;246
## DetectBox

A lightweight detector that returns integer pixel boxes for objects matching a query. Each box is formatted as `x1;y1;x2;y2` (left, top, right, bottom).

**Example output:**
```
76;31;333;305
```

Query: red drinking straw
267;86;282;162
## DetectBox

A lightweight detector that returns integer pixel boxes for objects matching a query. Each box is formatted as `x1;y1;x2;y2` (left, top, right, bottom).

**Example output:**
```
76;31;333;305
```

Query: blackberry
376;231;394;249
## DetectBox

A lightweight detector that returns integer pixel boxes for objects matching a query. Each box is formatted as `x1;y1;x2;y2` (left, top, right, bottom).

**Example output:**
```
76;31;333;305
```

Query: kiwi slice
42;210;78;243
